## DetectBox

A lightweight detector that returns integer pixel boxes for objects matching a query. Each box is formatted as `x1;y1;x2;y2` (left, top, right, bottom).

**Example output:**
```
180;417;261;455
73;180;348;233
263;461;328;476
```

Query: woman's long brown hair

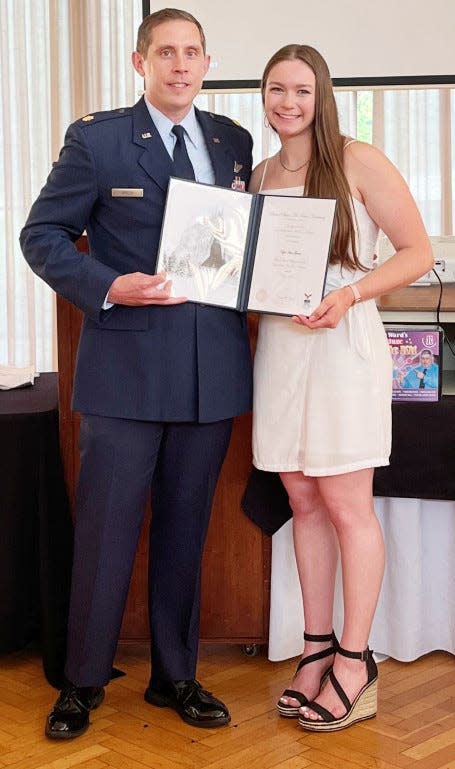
262;44;364;271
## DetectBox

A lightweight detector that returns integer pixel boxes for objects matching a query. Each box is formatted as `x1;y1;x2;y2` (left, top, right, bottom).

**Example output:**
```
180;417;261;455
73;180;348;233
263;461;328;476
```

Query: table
0;372;73;687
374;396;455;500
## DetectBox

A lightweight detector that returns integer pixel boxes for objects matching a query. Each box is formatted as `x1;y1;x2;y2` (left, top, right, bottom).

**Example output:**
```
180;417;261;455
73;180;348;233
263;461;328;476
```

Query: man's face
132;20;210;123
420;352;433;368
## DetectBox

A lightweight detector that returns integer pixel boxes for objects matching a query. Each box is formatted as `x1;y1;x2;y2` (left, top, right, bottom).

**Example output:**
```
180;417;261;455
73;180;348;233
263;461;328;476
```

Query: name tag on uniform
111;188;144;197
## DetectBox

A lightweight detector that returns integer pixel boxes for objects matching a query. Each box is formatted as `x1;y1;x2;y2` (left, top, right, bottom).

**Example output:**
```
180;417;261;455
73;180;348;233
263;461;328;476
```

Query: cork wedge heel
298;645;378;732
277;630;337;718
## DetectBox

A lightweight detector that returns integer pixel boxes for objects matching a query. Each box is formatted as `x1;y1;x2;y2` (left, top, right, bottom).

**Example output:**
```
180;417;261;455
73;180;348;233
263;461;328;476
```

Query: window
2;5;453;371
196;85;454;236
0;0;143;371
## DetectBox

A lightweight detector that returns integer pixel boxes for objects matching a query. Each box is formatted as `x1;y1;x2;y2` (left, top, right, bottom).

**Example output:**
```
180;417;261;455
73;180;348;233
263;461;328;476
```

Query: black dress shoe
45;683;105;739
144;679;231;728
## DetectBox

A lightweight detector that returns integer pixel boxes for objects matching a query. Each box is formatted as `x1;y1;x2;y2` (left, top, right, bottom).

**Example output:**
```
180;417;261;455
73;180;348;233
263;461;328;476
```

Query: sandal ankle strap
303;630;336;643
337;645;371;662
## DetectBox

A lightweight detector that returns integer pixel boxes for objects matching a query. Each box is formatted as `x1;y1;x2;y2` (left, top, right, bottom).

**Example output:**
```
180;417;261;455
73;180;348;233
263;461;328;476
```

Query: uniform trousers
64;413;232;686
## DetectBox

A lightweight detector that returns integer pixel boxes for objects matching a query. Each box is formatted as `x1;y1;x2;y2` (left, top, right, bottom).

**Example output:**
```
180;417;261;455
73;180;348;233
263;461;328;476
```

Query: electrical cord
432;268;455;359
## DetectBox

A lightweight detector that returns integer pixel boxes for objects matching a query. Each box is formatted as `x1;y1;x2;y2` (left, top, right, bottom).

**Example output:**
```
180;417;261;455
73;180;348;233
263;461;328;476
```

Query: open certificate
156;178;337;316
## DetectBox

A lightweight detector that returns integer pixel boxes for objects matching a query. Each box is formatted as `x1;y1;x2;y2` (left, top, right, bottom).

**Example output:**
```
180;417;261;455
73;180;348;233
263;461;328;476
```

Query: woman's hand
292;286;354;329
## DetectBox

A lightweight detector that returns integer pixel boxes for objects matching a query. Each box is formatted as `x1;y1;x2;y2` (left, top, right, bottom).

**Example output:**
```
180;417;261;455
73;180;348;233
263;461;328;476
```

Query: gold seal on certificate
156;178;337;316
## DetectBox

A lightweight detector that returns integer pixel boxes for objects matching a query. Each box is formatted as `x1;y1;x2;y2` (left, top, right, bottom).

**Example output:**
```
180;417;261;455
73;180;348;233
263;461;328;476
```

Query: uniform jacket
20;97;254;422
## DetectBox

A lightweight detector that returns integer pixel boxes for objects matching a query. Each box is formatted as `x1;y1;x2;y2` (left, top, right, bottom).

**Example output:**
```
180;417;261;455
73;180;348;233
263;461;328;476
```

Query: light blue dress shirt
402;362;439;389
145;98;215;184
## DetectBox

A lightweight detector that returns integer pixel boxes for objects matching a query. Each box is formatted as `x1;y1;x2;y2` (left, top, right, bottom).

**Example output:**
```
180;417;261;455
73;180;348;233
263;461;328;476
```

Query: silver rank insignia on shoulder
231;175;245;192
212;137;220;143
234;161;243;173
82;115;94;122
141;132;152;139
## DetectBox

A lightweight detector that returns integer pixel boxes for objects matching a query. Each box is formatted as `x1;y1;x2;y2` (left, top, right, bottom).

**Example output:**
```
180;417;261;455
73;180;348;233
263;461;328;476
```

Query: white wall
173;0;454;81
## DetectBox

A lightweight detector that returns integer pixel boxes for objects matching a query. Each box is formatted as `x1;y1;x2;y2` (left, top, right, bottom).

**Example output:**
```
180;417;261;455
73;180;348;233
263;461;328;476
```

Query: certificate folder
156;177;337;316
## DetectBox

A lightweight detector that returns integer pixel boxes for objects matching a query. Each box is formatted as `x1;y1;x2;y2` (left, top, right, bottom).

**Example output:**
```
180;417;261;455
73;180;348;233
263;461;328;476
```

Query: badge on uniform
231;175;245;192
111;188;144;197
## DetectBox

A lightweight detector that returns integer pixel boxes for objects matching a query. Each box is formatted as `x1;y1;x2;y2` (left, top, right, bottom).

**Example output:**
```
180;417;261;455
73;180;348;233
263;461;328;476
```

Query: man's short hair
136;8;206;56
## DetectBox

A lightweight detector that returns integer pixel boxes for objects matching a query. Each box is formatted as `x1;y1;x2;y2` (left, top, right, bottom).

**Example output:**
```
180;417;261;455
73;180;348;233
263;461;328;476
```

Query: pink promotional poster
386;326;443;402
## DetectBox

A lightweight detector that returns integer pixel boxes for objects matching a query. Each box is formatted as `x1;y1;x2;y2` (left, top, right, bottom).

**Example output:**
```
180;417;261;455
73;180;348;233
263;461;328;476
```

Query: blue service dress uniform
20;96;253;685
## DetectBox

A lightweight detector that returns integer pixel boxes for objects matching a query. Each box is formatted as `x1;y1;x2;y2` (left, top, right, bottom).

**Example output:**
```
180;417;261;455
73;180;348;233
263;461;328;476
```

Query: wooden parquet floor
0;643;454;769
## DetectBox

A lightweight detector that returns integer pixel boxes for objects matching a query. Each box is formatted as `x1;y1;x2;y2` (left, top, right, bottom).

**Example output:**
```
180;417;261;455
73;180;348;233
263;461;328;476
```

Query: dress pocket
347;302;373;360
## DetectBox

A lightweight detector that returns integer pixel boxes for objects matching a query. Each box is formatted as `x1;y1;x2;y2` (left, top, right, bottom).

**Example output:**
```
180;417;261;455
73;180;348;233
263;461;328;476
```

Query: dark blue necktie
171;125;195;180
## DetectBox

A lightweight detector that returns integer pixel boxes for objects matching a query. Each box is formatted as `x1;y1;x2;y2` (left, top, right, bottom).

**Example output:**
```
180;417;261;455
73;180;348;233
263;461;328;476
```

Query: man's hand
107;272;187;306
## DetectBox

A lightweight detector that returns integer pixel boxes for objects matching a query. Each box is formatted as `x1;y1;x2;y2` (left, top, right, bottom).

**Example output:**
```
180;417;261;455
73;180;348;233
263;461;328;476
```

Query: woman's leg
301;467;385;720
278;471;339;707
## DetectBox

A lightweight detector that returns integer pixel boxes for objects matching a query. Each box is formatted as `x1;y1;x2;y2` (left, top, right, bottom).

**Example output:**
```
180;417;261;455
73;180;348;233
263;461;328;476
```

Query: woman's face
264;59;316;141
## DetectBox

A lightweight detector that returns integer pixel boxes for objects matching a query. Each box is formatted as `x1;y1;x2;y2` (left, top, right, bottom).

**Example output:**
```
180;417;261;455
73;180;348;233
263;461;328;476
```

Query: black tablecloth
0;373;73;687
373;395;455;499
242;395;455;534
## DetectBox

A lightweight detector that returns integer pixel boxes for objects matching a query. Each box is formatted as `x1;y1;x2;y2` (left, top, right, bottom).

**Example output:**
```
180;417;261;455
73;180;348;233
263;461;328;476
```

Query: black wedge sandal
277;630;338;718
298;645;378;731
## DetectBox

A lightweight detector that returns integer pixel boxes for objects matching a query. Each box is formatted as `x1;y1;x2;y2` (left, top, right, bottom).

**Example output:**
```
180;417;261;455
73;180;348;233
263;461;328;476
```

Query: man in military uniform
20;7;253;739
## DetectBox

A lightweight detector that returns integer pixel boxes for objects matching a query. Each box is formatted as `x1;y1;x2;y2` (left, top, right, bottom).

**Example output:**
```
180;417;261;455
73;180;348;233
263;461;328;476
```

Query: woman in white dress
249;44;432;732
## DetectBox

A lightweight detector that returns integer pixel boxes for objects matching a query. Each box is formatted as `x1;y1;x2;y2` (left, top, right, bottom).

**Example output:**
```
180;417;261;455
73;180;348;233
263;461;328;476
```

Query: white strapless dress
252;187;392;476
